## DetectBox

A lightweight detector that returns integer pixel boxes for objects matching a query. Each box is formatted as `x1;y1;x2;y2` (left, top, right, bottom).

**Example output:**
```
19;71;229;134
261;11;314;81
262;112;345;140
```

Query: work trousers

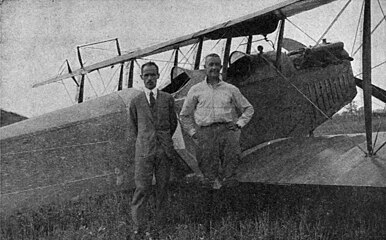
196;123;241;182
131;146;171;232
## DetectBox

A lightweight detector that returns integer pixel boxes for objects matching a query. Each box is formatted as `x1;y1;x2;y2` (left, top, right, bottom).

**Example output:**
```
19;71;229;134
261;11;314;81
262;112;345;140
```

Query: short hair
204;53;221;66
141;61;159;74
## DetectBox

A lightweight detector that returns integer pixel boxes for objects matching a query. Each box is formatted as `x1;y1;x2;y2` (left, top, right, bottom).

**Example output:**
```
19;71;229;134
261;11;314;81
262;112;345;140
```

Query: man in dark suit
128;62;177;239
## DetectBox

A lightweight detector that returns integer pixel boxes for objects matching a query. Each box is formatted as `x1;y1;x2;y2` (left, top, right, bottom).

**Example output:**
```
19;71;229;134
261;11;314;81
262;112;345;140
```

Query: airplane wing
33;0;337;88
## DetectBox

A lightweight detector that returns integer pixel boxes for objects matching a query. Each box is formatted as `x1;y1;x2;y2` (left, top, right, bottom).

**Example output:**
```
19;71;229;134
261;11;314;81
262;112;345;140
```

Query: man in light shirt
128;62;177;239
180;53;254;188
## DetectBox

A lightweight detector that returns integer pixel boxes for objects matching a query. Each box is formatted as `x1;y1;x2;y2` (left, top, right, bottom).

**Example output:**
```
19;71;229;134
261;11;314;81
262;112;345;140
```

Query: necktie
149;91;156;108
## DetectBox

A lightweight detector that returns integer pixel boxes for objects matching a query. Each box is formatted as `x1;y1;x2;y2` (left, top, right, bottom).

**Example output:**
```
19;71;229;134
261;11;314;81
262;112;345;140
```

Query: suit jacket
129;90;178;160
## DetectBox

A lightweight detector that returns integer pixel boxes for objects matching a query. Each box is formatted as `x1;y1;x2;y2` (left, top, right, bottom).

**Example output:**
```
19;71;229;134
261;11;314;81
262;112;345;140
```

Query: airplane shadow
165;181;386;233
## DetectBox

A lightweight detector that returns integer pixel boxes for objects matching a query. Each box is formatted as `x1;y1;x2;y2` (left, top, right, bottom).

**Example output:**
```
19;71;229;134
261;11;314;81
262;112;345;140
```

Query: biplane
1;0;386;216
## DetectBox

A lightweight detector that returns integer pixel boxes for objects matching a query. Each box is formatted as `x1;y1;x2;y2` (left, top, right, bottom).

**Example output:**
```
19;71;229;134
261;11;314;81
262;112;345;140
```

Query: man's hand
226;122;241;131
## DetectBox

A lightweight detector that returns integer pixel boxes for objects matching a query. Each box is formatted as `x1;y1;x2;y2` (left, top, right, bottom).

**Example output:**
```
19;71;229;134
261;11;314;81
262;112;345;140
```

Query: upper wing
33;0;337;88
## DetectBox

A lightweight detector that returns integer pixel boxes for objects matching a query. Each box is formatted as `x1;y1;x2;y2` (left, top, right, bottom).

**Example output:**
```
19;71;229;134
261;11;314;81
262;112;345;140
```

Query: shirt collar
204;76;224;87
143;87;158;98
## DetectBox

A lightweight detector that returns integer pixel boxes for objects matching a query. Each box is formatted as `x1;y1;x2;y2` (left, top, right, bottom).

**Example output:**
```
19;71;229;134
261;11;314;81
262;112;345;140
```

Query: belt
201;122;229;128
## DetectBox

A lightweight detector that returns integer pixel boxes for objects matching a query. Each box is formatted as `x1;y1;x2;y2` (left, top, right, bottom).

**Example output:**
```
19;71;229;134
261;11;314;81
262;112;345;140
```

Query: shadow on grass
168;183;386;239
1;183;386;239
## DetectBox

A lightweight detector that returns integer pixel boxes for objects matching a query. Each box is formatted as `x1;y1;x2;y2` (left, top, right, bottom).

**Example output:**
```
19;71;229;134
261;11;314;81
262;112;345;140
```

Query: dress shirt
143;87;158;105
180;78;254;137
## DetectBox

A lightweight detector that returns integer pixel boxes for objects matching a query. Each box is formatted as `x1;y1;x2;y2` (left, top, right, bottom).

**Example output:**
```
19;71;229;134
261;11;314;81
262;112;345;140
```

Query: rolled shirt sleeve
179;88;198;137
232;87;254;128
179;79;254;135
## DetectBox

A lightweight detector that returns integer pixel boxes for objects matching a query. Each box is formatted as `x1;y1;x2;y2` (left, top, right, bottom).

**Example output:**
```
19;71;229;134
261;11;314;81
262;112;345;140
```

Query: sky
1;0;385;118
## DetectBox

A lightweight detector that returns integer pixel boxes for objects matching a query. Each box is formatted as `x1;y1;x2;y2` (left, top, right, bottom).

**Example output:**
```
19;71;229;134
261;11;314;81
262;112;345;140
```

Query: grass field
1;115;385;240
1;184;385;239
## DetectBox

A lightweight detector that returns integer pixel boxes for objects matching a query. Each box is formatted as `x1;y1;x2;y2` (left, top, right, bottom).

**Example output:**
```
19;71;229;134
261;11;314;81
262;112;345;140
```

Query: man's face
141;65;159;90
204;56;222;78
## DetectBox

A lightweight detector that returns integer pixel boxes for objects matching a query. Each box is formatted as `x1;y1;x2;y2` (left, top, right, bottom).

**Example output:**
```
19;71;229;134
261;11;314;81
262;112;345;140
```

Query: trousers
131;146;171;232
196;123;241;181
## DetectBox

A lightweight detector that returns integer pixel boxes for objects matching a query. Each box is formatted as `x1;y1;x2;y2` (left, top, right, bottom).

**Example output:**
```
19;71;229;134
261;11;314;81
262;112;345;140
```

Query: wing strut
354;78;386;103
66;60;79;87
362;0;373;155
76;46;85;103
76;38;126;99
116;39;124;91
128;60;135;88
222;37;232;80
194;38;204;70
174;48;179;67
275;19;285;70
246;35;253;54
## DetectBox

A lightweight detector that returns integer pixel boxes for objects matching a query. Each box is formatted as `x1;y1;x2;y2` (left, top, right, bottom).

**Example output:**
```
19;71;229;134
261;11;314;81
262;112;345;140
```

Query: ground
1;115;386;239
